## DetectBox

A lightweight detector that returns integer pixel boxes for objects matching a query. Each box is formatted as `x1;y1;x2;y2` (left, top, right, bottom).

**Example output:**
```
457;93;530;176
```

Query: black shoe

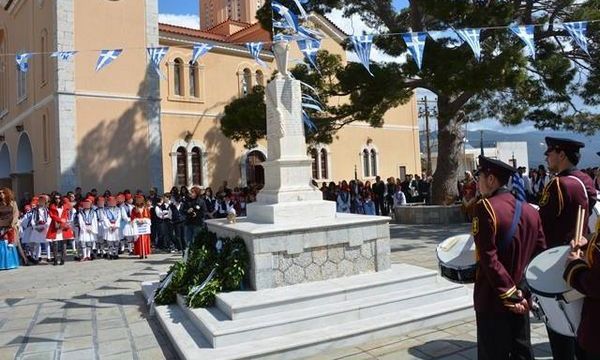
60;259;65;266
53;259;58;266
90;254;96;260
102;253;108;259
73;256;80;261
114;255;119;260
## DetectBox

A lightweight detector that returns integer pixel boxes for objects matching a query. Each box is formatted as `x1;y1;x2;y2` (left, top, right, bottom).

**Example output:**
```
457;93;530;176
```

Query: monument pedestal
144;50;472;359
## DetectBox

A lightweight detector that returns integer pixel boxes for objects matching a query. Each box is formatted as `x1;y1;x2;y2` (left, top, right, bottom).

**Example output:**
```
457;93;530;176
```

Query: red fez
97;196;105;202
125;193;133;200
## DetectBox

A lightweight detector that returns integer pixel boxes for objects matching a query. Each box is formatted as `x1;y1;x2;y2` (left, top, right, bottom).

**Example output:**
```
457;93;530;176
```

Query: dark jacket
182;197;207;226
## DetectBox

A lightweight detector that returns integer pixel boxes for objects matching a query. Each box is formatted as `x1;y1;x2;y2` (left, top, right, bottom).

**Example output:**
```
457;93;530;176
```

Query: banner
510;25;536;59
350;35;374;76
456;28;482;61
96;49;123;72
15;53;32;72
192;43;213;63
50;51;77;61
563;21;589;55
147;47;169;77
246;42;267;67
402;32;428;70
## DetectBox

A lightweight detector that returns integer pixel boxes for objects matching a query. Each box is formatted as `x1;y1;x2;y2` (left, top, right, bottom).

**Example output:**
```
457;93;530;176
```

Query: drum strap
499;200;523;252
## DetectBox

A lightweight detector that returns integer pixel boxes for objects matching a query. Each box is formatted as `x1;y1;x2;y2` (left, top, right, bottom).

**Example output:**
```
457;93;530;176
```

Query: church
0;0;421;200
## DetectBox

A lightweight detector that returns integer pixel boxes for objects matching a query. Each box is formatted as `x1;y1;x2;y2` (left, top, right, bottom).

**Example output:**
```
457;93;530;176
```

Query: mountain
420;130;600;169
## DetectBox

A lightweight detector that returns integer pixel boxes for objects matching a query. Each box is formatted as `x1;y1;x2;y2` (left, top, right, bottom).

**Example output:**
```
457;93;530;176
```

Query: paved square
0;224;551;359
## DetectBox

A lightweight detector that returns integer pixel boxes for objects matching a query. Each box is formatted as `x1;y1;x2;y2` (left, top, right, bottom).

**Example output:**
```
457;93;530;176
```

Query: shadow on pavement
409;339;476;359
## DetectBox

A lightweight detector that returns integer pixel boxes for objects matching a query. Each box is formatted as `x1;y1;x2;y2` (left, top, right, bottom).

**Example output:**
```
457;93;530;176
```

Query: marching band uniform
538;137;597;359
564;231;600;360
120;195;135;254
77;198;98;261
472;156;546;360
132;197;152;258
103;197;122;259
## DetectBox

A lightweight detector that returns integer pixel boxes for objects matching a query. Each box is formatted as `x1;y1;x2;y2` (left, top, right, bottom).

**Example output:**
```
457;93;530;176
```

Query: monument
143;40;473;359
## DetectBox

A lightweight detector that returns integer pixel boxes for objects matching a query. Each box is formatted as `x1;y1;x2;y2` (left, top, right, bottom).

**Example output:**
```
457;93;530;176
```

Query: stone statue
272;40;291;79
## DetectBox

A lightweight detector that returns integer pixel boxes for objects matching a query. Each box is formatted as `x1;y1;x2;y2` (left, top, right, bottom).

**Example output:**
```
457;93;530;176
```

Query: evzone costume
119;194;136;255
29;196;51;261
94;197;106;258
77;197;98;261
19;204;34;260
131;195;152;258
103;196;122;259
47;198;75;265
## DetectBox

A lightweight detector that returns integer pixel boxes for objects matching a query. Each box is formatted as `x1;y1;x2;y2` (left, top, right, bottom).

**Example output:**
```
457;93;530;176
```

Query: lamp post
417;96;437;176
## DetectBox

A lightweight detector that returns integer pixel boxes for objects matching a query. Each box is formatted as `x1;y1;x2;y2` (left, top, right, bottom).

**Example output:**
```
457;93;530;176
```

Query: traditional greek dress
103;207;122;242
0;205;18;270
77;209;98;244
132;207;152;256
120;204;135;238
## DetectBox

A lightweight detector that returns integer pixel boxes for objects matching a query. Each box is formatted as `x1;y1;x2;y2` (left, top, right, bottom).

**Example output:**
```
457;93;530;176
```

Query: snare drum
589;202;600;234
436;234;476;284
525;245;584;337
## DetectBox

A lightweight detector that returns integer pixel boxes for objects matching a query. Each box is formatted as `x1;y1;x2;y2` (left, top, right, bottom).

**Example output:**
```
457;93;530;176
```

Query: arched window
189;61;198;97
310;148;318;179
176;147;187;186
363;149;370;177
191;147;202;185
0;30;6;114
320;148;328;179
255;70;264;87
173;58;183;96
370;149;378;177
242;68;252;96
40;29;48;85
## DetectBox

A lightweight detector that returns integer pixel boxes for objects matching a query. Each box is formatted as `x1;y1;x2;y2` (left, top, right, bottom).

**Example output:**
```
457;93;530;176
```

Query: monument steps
143;265;474;359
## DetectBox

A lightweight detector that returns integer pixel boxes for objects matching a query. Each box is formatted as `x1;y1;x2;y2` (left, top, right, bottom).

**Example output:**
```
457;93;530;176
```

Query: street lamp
417;97;438;176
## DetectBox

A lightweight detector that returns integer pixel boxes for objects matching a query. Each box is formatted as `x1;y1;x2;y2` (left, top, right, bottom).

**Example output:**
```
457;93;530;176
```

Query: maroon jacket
473;189;546;313
564;232;600;354
539;169;597;248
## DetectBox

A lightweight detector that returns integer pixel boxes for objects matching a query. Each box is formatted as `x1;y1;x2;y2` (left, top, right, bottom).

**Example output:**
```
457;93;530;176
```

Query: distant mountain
420;130;600;169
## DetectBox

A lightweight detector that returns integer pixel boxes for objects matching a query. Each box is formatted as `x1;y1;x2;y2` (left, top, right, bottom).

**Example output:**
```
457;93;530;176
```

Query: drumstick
574;206;583;249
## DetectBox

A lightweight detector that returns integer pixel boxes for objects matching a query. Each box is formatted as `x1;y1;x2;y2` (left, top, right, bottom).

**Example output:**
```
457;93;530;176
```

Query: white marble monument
143;40;473;360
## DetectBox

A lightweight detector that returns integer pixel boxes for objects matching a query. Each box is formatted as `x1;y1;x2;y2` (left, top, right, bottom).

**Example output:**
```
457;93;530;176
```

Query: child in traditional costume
47;197;75;265
132;195;152;259
30;195;50;262
77;197;98;261
120;194;135;255
103;196;122;259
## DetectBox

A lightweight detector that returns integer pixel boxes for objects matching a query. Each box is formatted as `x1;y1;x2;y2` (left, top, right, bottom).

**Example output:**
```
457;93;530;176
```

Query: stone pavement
0;252;178;360
0;223;552;360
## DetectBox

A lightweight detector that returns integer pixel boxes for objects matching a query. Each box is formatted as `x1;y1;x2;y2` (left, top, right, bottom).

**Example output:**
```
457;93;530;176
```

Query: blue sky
158;0;409;14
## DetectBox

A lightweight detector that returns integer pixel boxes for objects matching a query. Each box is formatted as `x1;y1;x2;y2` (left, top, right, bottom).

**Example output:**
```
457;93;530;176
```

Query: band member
472;156;546;360
103;196;122;260
539;137;597;359
131;195;151;259
47;197;75;265
77;198;98;261
564;231;600;360
120;194;135;255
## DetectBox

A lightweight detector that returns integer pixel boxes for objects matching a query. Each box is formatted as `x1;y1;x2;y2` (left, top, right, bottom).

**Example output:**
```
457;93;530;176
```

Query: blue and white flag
563;21;589;55
192;43;213;63
511;173;526;201
296;25;323;41
456;28;482;61
428;29;464;48
297;38;321;69
510;25;536;59
350;35;374;76
291;0;308;19
302;110;317;133
50;51;77;61
95;49;123;72
272;1;299;32
147;47;169;77
15;53;32;72
246;42;267;67
402;32;428;70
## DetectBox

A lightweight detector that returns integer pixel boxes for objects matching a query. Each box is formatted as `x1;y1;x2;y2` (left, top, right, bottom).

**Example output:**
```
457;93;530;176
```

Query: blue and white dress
0;205;18;270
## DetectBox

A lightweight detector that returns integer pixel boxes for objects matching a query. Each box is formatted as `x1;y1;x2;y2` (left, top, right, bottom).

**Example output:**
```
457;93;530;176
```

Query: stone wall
273;240;376;287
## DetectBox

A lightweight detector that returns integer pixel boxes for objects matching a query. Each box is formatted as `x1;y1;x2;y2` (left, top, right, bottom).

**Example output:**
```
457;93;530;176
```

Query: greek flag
510;25;536;59
147;47;169;77
350;35;374;76
246;42;267;67
272;1;299;32
402;32;428;70
563;21;589;55
302;110;317;133
456;28;482;61
15;53;32;72
290;0;308;19
297;38;321;69
511;173;526;202
95;49;123;72
50;51;77;61
296;25;323;41
428;29;464;48
192;43;213;63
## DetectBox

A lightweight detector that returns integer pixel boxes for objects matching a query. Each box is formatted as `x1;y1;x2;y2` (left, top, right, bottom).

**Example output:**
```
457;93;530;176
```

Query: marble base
246;200;336;225
206;213;391;290
143;264;474;360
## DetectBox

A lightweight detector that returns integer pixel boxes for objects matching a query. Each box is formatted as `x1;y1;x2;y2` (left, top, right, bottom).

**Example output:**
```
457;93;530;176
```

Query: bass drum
525;245;584;337
436;234;476;284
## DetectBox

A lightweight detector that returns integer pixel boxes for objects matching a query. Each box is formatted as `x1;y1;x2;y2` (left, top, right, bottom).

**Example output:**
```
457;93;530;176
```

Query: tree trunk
431;109;464;205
